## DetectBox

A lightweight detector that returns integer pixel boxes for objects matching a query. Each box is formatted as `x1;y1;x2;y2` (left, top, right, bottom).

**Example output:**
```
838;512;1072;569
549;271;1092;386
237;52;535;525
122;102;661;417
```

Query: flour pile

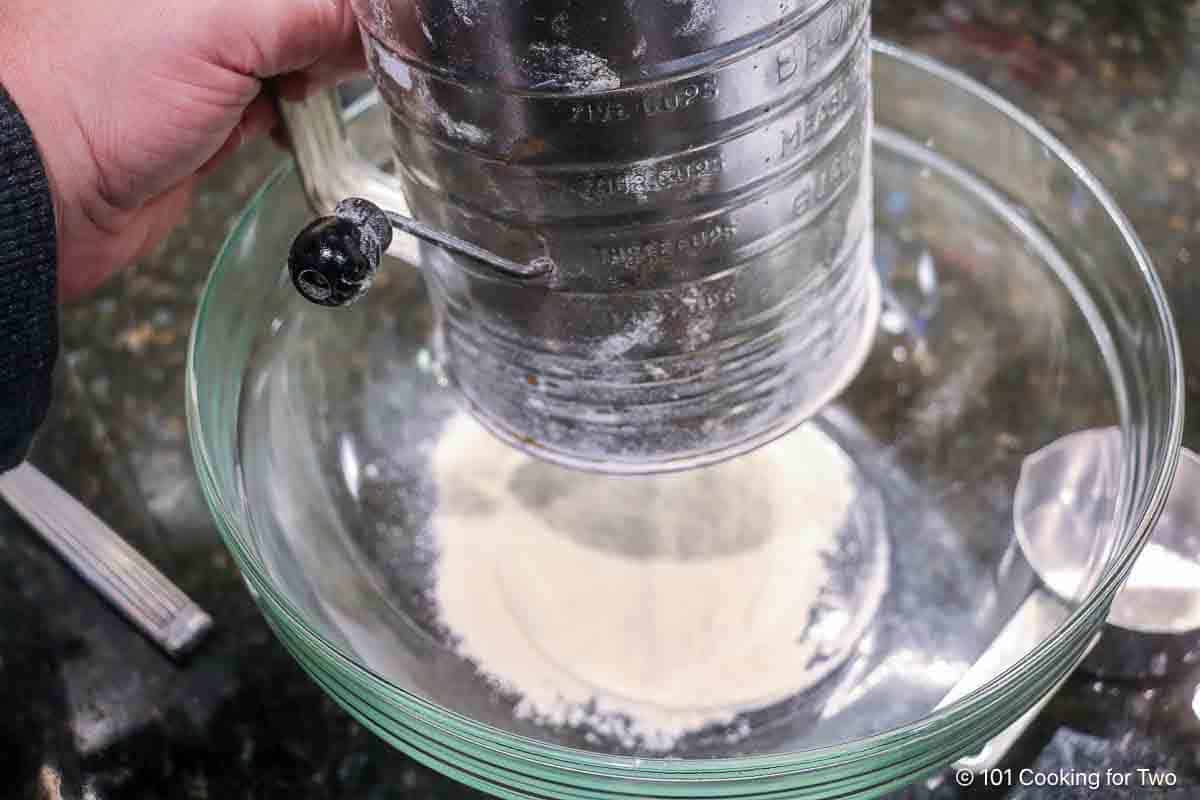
428;413;858;750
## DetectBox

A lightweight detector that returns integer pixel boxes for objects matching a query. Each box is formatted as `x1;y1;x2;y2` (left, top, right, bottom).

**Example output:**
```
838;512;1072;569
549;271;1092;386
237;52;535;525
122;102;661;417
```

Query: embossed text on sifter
279;0;878;473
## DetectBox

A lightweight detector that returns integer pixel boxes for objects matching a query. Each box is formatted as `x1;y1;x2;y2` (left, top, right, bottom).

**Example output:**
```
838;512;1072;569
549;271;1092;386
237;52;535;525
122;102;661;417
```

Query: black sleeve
0;83;58;472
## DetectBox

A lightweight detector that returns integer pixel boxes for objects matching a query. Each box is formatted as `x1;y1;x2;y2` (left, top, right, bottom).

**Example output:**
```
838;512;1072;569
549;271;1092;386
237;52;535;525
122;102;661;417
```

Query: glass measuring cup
278;0;880;473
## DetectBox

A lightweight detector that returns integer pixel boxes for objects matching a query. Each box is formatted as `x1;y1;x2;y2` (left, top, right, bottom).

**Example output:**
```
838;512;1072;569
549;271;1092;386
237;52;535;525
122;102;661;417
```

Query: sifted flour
428;412;860;750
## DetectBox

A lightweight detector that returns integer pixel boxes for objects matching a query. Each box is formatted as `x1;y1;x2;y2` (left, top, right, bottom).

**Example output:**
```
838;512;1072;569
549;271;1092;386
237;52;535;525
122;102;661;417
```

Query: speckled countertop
4;2;1200;798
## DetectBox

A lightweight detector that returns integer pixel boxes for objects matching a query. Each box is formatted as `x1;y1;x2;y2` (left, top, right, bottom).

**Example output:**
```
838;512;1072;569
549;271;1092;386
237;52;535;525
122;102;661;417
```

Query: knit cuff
0;83;58;472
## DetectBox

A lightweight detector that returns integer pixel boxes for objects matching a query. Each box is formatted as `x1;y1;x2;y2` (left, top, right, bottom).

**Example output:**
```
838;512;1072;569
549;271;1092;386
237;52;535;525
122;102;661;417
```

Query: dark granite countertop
4;2;1200;798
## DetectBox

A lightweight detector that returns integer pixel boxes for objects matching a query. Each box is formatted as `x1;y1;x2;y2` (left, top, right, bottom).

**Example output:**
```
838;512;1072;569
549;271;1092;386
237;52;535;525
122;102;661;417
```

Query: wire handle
288;198;554;307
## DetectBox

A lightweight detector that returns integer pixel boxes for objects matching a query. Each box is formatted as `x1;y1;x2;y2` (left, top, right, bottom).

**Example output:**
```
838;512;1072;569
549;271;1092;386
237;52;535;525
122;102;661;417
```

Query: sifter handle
274;85;554;307
273;85;410;239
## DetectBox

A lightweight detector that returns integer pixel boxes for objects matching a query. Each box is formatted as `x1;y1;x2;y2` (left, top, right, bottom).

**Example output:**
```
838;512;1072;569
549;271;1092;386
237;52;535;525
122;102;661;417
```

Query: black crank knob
288;198;394;307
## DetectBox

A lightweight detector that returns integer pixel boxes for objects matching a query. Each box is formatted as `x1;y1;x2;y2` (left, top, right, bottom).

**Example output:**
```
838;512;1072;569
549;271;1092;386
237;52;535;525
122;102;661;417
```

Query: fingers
208;0;364;81
197;92;279;176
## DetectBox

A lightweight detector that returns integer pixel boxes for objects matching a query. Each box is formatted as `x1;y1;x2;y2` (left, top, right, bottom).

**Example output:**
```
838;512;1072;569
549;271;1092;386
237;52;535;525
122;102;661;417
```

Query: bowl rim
186;39;1186;777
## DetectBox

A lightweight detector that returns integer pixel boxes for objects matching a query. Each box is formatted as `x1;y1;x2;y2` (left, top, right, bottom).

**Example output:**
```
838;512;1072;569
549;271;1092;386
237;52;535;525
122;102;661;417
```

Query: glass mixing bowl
188;42;1184;798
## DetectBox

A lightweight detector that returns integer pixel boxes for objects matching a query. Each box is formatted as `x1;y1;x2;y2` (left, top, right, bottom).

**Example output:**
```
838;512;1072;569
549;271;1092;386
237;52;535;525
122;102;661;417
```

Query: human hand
0;0;363;300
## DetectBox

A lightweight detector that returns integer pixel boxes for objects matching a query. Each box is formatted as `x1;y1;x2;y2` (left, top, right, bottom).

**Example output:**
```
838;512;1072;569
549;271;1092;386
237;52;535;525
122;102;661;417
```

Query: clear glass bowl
188;42;1184;798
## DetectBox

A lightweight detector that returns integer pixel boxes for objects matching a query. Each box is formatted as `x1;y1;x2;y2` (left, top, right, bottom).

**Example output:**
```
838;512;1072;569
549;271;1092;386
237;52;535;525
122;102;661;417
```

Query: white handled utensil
0;462;212;658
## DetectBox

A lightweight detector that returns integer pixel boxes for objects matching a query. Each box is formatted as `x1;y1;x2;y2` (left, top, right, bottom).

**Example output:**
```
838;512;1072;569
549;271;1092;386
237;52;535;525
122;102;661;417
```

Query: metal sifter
277;0;879;474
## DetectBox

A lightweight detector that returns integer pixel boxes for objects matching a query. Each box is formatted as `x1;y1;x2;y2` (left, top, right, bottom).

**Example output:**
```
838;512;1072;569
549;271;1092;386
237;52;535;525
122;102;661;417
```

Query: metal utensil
941;428;1200;772
1019;430;1200;680
0;462;213;658
275;0;880;474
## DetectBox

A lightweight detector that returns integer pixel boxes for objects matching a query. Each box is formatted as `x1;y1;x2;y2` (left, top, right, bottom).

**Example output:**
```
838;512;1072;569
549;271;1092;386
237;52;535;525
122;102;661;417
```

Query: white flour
666;0;716;37
428;413;857;750
522;44;621;92
450;0;481;26
592;308;664;359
